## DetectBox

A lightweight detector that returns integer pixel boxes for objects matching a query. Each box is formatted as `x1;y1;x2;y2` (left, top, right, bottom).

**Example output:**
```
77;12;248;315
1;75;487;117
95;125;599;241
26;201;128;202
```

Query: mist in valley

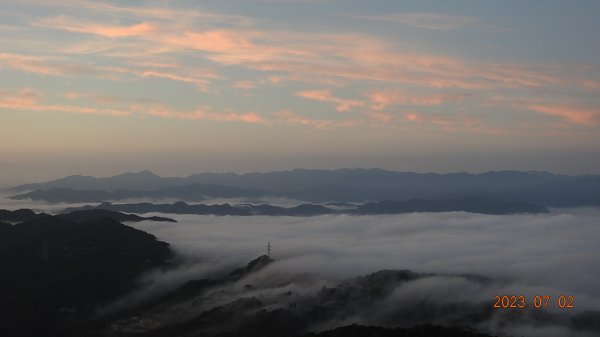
114;209;600;337
3;193;599;337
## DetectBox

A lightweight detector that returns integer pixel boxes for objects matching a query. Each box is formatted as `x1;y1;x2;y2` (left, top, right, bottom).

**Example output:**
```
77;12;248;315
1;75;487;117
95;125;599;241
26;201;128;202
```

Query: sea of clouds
121;210;600;337
2;192;599;336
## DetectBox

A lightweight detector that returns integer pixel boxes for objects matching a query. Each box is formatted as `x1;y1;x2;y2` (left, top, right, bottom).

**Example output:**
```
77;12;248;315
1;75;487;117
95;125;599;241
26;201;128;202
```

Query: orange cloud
0;88;40;108
405;113;420;121
63;92;89;100
0;53;76;76
10;0;596;137
37;0;252;24
398;111;503;134
233;81;256;89
524;104;598;124
140;70;213;91
0;88;130;116
275;110;358;128
135;61;178;69
35;16;155;38
1;88;268;123
28;8;571;95
143;105;264;124
296;89;365;112
367;90;466;110
584;80;600;91
0;53;218;91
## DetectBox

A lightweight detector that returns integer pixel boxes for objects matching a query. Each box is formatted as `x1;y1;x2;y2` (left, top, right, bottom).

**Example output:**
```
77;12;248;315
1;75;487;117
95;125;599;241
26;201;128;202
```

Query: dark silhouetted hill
227;255;273;281
0;221;10;230
0;216;172;337
0;208;49;222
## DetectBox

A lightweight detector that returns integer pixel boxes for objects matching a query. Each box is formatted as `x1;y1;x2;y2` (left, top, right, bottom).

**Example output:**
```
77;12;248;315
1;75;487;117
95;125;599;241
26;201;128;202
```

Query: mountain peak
116;170;159;178
227;255;273;280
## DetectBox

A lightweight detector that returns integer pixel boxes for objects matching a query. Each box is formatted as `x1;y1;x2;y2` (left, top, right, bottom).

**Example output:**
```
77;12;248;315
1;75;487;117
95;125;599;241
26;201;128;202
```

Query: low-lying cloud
122;209;600;336
3;194;599;336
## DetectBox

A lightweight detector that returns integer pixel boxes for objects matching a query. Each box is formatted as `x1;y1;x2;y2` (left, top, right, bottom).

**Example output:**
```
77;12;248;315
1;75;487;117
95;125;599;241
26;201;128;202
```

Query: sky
1;0;600;185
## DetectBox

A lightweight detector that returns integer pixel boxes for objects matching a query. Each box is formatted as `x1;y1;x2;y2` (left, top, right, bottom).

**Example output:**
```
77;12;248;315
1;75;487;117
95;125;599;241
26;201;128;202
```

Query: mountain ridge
62;197;549;216
9;168;575;192
8;169;599;207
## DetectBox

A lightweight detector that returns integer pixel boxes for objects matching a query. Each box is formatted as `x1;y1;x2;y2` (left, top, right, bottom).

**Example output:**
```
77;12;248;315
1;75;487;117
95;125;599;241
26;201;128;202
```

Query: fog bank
120;210;600;336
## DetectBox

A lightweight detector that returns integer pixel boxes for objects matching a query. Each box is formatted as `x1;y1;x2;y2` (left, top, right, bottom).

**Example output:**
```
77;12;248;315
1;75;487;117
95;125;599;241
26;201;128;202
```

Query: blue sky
1;0;599;184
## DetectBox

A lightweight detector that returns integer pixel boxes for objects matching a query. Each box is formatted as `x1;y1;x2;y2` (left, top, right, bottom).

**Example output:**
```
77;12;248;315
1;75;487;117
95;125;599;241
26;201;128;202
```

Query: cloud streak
35;16;156;37
31;10;567;95
0;88;130;116
0;88;267;124
367;90;467;110
524;104;599;124
0;53;218;91
275;110;358;128
144;105;265;124
1;0;599;139
296;89;365;112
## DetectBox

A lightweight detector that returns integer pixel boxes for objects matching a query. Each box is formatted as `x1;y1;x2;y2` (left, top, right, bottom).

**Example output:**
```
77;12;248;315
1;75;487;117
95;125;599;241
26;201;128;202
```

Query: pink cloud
63;92;89;100
0;53;77;76
296;89;365;112
36;16;155;38
524;104;598;124
364;111;397;123
10;1;597;135
401;111;503;134
233;81;256;89
134;61;178;69
37;0;252;24
140;70;213;91
143;105;264;124
1;88;267;123
367;90;466;110
0;88;130;116
0;53;218;91
0;88;40;108
584;80;600;91
275;110;358;128
28;10;573;95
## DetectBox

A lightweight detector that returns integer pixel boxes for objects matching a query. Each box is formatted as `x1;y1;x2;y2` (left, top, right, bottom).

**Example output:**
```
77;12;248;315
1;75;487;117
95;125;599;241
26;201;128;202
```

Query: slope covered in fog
0;216;173;337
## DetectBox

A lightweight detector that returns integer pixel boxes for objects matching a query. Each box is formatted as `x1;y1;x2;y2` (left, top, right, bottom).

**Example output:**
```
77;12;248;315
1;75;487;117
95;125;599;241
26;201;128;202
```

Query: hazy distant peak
9;168;599;207
115;170;160;178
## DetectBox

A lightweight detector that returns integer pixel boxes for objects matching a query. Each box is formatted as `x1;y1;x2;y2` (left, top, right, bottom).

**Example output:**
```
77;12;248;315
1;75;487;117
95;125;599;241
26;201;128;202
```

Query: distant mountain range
64;196;548;216
8;169;600;207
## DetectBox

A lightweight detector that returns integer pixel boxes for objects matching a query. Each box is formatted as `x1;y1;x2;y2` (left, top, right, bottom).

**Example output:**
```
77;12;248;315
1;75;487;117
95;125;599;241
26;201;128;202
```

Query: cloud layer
121;209;600;336
2;0;599;132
